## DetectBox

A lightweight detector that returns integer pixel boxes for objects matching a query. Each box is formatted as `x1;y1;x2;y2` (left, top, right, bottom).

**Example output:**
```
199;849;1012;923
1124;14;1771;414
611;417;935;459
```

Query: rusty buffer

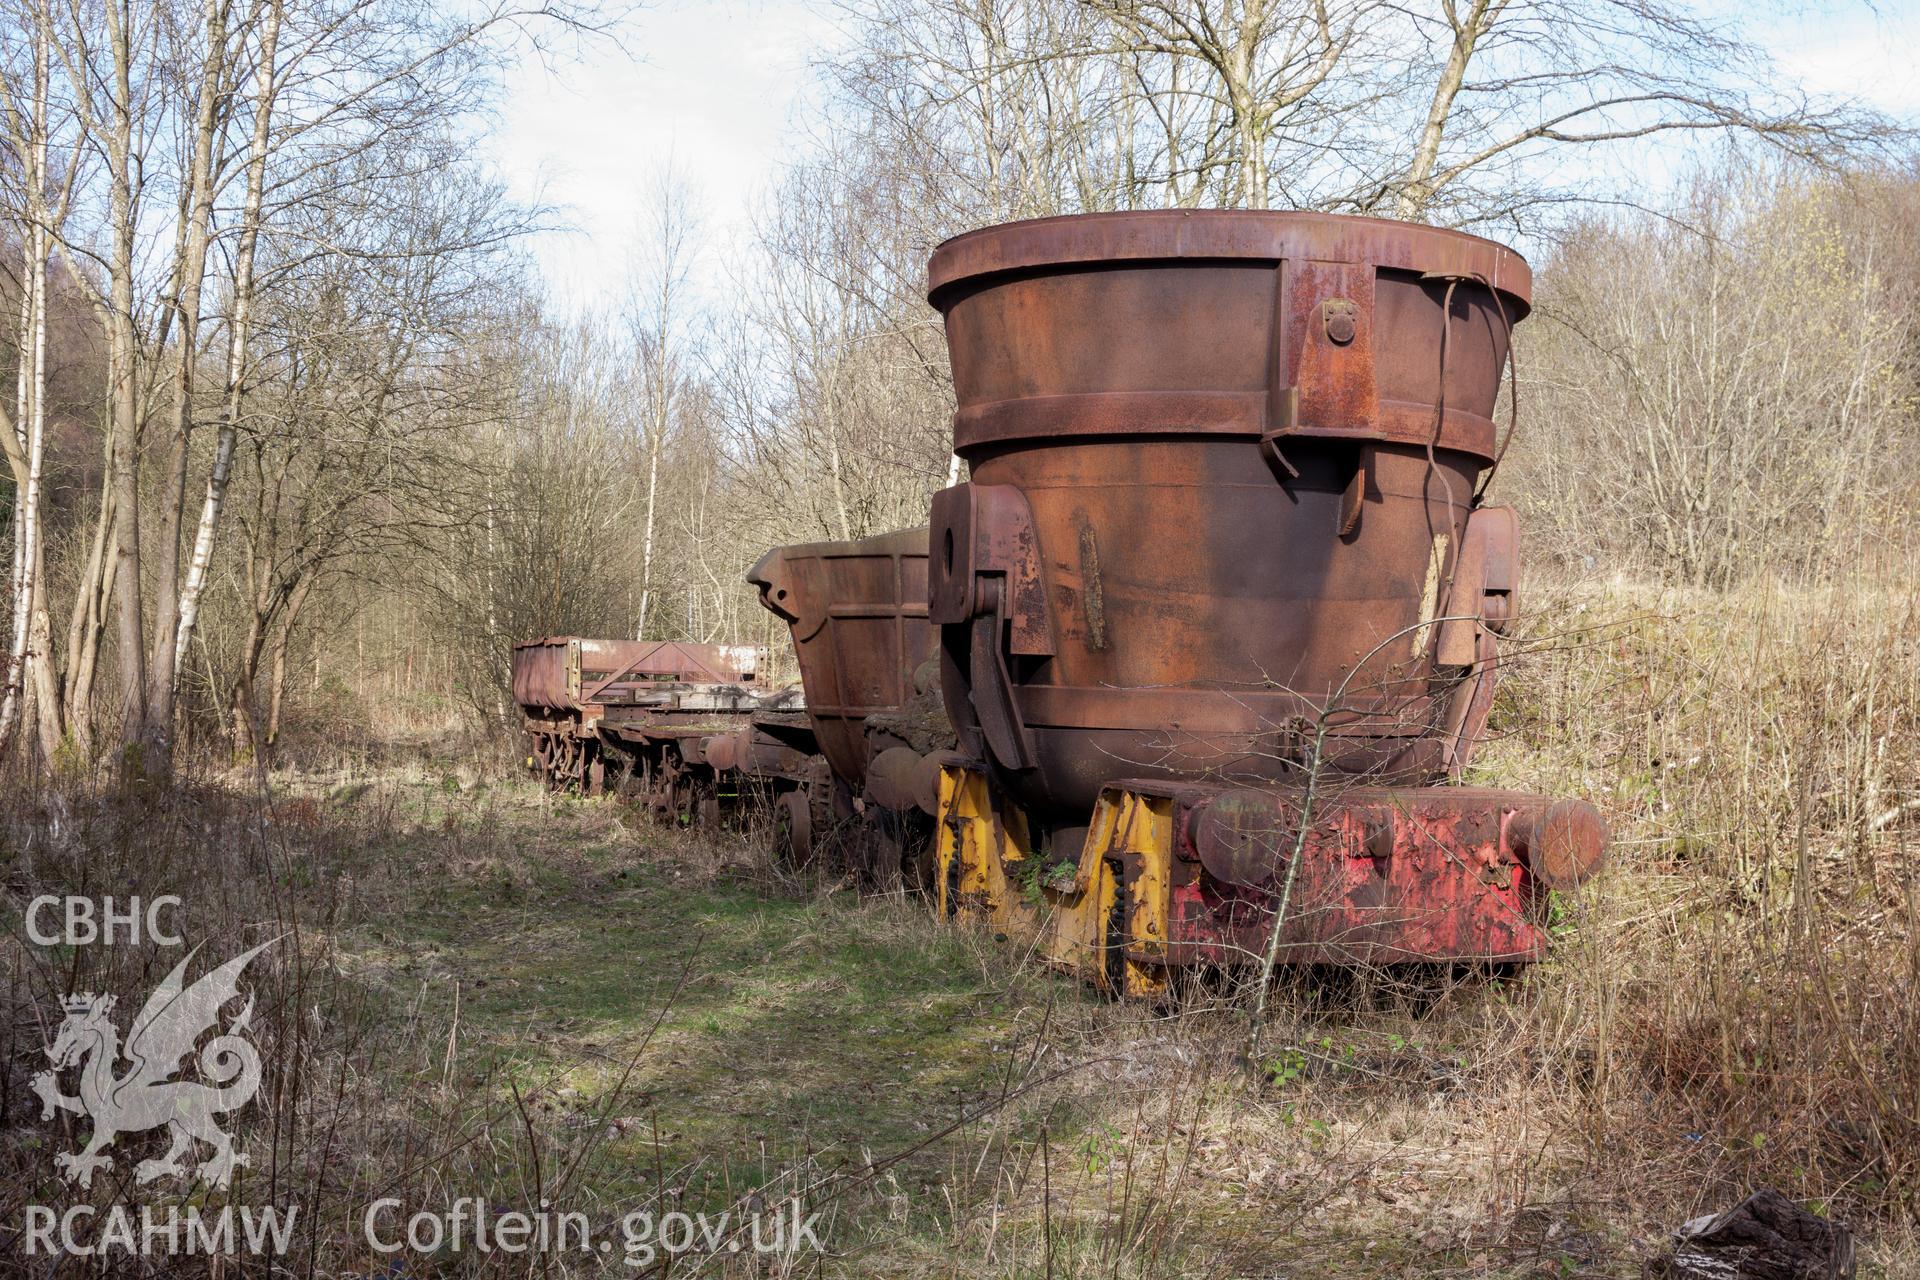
749;527;936;799
927;210;1533;825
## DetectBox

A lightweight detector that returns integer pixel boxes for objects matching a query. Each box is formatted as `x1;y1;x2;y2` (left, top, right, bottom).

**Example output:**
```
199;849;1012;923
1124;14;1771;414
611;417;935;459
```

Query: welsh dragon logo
31;939;275;1189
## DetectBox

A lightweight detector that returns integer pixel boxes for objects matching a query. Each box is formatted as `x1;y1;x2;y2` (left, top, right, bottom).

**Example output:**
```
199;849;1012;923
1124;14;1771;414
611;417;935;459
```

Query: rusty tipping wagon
514;637;824;839
746;527;956;882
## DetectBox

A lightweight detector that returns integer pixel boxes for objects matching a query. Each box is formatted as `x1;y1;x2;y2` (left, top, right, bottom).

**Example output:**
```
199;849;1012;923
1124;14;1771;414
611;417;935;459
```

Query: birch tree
143;0;242;769
0;0;61;762
624;167;699;642
173;0;280;695
16;0;603;779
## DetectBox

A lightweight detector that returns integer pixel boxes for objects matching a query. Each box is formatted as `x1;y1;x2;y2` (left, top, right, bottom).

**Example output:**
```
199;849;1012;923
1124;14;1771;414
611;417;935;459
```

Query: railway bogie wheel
777;790;814;866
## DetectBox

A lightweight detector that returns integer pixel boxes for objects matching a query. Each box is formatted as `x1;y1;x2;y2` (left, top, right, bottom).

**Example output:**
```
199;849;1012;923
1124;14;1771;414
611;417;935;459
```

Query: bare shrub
1512;162;1920;586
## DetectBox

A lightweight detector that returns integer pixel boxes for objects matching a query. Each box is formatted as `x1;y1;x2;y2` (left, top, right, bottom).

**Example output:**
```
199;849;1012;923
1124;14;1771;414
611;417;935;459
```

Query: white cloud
491;0;841;313
1743;2;1920;115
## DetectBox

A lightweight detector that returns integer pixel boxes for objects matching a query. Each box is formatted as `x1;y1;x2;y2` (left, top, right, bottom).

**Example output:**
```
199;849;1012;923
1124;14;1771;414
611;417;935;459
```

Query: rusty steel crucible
927;210;1532;824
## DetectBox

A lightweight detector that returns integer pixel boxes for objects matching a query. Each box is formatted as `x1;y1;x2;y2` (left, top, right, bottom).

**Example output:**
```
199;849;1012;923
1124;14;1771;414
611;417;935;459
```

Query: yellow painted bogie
934;764;1173;997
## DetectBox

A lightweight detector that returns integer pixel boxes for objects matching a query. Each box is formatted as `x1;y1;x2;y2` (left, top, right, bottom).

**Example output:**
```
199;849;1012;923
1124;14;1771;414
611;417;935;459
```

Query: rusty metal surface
1508;799;1609;890
699;724;815;780
511;637;768;713
514;634;810;823
777;790;815;865
928;210;1531;312
1136;778;1601;964
747;708;820;757
928;210;1530;823
1437;505;1519;777
749;527;934;793
866;745;943;815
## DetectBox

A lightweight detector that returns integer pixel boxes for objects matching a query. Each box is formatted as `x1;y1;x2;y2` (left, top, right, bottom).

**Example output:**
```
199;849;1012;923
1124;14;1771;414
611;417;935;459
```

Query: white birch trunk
636;409;661;640
175;0;280;672
2;524;19;747
150;0;230;725
0;18;52;759
24;205;51;757
0;281;31;748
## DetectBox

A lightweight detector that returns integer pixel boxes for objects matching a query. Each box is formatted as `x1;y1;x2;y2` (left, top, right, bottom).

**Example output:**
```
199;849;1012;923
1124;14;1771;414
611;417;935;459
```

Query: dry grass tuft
1479;567;1920;1230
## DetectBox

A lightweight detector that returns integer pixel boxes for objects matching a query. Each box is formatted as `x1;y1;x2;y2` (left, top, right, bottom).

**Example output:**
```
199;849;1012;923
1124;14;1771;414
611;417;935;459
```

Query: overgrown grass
3;570;1917;1276
1477;569;1920;1234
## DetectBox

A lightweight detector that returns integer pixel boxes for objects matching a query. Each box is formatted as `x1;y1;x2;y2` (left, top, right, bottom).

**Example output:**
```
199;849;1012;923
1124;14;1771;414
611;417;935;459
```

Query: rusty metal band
805;703;923;719
826;603;930;619
952;392;1495;459
1014;685;1436;737
928;210;1531;310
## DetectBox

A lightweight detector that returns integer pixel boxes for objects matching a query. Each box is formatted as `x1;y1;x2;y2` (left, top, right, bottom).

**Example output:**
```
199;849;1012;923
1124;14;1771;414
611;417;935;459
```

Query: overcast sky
488;0;1920;316
492;0;838;316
